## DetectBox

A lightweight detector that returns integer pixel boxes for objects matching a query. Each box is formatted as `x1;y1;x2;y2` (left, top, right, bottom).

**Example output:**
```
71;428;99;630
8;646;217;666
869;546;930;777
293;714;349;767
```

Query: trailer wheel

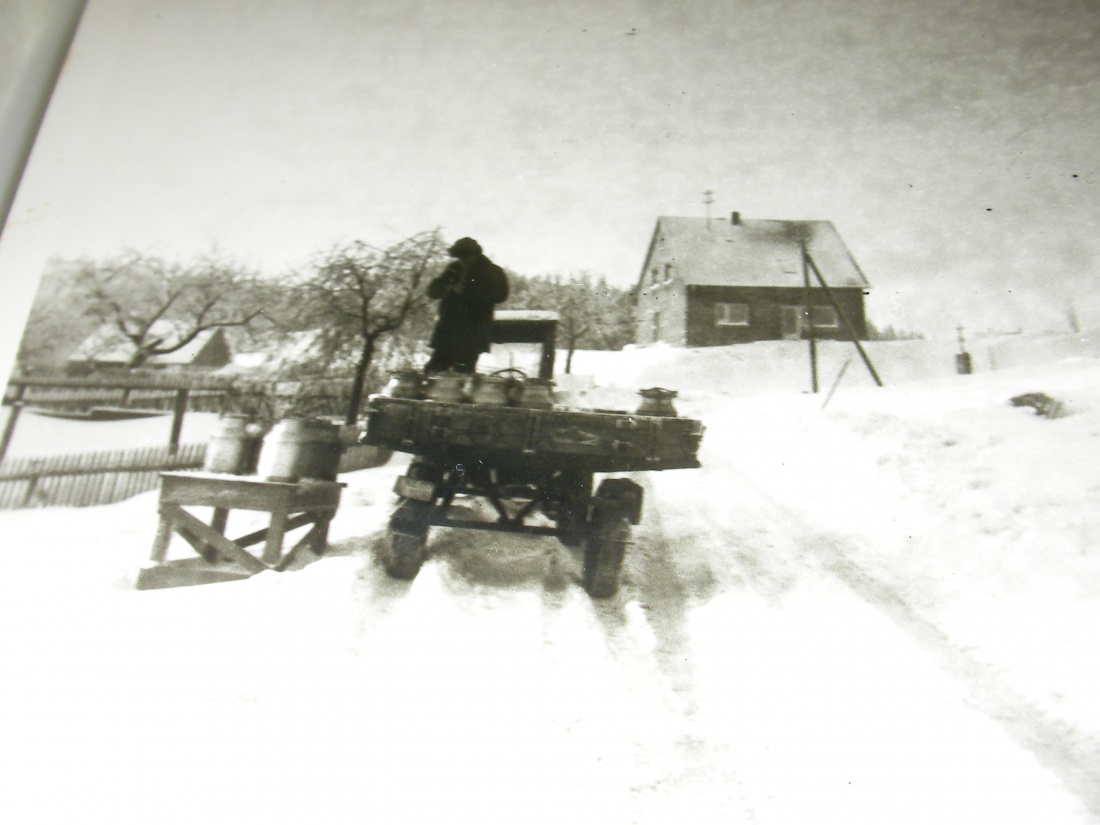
583;516;631;598
595;478;644;525
385;530;427;580
385;500;431;580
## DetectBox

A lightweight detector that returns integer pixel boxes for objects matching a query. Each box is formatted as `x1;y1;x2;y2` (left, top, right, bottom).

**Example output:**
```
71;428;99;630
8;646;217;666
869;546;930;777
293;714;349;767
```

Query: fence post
0;383;27;464
21;473;40;508
169;389;190;455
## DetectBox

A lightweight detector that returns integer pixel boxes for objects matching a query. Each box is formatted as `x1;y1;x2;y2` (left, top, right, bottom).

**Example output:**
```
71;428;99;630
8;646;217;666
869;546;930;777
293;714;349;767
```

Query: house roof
641;216;871;290
219;330;326;375
68;321;227;365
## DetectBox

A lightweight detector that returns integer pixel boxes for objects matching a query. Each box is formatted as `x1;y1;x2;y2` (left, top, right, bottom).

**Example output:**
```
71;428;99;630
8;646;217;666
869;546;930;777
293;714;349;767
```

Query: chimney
731;211;742;226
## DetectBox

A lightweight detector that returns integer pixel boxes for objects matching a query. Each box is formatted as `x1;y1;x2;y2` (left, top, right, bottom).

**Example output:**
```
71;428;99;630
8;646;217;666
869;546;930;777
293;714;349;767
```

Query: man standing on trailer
424;237;510;374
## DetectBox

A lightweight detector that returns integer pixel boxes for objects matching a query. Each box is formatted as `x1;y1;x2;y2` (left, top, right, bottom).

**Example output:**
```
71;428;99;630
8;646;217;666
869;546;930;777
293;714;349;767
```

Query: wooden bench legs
138;473;344;589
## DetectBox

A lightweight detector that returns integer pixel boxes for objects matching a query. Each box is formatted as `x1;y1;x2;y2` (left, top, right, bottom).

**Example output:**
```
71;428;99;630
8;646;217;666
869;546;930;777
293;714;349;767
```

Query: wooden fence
2;373;361;465
12;384;229;414
0;442;206;510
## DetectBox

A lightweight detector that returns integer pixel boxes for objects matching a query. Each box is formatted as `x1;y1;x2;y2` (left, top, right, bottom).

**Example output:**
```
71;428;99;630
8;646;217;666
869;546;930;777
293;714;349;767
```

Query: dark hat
447;237;482;257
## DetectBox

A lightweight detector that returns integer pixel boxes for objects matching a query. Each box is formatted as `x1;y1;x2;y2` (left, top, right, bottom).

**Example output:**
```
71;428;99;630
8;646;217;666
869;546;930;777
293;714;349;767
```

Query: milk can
636;387;679;417
425;372;467;403
203;414;263;475
469;374;511;407
514;378;555;409
255;417;343;482
384;369;424;399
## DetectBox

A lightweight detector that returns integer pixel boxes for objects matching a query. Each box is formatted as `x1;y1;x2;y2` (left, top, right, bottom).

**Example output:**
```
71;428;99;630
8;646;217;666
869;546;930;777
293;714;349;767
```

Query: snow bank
689;346;1100;760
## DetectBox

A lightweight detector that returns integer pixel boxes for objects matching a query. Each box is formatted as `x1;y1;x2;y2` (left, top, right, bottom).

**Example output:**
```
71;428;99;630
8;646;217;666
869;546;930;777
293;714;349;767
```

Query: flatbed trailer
363;394;703;597
362;312;703;597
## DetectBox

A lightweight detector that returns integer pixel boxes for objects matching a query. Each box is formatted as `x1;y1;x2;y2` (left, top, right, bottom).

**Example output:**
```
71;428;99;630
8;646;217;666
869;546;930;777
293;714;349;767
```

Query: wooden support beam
272;521;327;572
822;358;853;410
802;242;819;393
0;385;27;464
232;512;317;549
804;253;884;387
175;526;217;559
165;504;269;573
168;389;190;454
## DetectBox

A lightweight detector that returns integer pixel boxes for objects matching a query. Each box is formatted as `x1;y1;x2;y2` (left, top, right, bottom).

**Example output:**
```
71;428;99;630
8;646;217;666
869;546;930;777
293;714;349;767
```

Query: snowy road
1;455;1092;823
621;458;1093;823
3;341;1100;822
0;447;1092;824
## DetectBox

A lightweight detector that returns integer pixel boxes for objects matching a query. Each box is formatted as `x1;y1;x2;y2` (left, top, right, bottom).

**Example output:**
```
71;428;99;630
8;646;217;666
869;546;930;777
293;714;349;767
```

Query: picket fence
0;442;206;510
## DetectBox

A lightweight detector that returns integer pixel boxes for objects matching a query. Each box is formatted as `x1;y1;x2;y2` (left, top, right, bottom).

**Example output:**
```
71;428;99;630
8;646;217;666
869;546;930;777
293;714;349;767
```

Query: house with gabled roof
634;212;871;346
66;321;232;374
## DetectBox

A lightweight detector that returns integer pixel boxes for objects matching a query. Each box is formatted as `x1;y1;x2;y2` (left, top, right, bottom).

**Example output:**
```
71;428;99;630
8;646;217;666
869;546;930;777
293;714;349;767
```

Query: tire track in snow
718;462;1100;820
573;471;762;820
576;579;755;820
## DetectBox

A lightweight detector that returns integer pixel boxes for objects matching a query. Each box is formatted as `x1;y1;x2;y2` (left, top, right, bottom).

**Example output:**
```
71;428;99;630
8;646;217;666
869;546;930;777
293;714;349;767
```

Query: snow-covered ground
1;333;1098;824
0;408;223;458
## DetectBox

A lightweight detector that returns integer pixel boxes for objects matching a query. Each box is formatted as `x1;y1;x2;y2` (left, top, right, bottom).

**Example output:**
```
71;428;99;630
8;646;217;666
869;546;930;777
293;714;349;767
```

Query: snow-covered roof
68;321;228;365
217;330;326;375
641;216;871;290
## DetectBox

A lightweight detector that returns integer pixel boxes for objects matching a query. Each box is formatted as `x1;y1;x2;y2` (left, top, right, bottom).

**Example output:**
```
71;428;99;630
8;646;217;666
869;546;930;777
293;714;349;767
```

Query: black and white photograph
1;1;1099;822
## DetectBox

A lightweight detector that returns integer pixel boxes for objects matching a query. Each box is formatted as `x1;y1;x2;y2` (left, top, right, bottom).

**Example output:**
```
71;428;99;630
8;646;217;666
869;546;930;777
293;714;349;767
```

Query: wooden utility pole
802;241;819;393
804;252;883;387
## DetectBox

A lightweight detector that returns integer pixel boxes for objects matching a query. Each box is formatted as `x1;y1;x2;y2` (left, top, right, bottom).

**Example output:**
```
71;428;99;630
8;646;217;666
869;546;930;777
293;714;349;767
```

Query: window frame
809;305;839;329
715;302;750;327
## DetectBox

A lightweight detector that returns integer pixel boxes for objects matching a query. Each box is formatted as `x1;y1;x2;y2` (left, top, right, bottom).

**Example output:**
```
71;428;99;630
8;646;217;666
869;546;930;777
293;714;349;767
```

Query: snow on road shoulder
695;355;1100;752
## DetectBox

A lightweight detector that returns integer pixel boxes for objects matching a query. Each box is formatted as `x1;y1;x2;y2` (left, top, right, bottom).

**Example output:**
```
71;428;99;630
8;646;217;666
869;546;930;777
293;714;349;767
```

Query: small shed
635;213;871;346
66;322;232;374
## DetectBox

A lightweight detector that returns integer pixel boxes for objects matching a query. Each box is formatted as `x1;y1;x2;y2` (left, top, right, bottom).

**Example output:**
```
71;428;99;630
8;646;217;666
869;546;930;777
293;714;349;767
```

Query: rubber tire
583;516;630;598
385;530;427;580
595;478;644;525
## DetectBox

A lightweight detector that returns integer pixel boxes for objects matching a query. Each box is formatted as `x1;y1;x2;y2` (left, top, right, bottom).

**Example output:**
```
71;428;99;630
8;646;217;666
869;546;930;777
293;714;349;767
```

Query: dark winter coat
427;254;509;355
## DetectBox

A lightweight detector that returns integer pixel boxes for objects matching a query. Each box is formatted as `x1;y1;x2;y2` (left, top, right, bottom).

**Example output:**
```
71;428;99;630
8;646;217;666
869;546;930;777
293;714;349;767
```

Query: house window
715;302;750;327
651;267;660;284
663;263;673;282
809;305;839;329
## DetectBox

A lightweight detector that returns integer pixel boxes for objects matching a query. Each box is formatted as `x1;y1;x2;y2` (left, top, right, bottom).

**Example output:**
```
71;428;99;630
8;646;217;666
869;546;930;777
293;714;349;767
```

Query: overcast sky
3;0;1099;344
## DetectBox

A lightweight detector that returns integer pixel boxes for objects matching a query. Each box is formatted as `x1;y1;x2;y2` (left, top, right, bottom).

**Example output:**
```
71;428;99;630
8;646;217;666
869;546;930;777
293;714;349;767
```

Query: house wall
684;286;867;347
634;279;689;346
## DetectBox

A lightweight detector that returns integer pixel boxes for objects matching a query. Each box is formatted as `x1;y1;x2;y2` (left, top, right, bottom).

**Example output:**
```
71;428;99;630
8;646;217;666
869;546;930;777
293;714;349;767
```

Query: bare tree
556;282;591;375
75;250;266;368
508;271;634;373
295;230;444;424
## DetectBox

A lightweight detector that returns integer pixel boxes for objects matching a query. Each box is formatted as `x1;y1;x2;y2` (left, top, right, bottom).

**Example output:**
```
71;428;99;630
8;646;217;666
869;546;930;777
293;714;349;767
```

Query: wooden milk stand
135;471;344;589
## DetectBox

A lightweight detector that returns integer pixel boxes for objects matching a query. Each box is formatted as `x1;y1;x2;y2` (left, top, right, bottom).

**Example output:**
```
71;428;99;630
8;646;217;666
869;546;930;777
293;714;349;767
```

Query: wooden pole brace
804;253;884;387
